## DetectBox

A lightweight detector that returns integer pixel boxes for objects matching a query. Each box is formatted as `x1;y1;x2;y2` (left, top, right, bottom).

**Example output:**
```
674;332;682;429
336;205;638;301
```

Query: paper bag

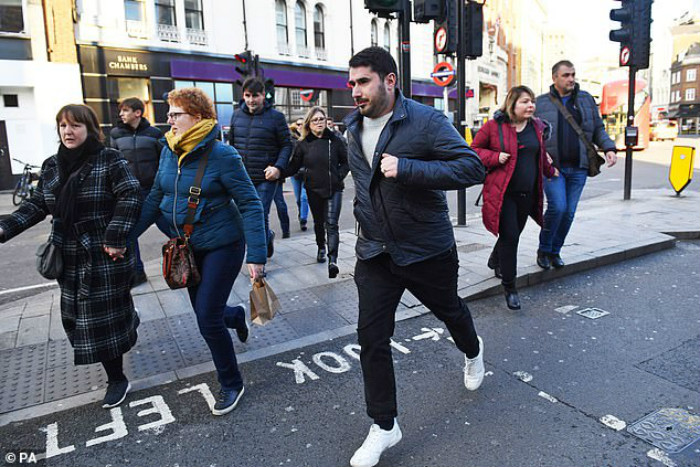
249;278;280;325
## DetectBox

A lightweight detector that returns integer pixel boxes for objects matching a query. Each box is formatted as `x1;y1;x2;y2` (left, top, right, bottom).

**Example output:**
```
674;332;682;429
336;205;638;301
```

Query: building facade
670;43;700;134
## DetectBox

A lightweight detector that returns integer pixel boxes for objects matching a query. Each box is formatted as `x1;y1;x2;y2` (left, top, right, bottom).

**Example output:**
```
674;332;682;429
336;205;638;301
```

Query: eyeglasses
310;117;326;124
167;112;189;120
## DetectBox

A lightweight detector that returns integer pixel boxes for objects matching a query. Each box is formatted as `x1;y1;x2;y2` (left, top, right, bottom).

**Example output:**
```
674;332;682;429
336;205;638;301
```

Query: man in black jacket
228;78;293;258
344;47;486;467
110;97;163;285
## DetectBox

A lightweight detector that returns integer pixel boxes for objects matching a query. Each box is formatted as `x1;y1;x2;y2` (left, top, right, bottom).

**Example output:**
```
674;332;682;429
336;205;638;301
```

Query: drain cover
627;408;700;454
576;307;610;319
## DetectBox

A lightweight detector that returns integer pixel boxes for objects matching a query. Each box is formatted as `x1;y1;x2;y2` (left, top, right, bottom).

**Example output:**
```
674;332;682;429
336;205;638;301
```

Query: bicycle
12;158;41;206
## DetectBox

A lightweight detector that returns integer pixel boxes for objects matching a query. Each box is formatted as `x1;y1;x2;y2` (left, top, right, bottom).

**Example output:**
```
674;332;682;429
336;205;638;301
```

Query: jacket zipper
172;165;182;238
328;139;332;195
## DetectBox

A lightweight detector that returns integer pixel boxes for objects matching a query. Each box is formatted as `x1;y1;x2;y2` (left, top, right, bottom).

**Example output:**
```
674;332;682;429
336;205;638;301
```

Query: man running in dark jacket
228;78;293;258
110;97;163;285
344;47;486;467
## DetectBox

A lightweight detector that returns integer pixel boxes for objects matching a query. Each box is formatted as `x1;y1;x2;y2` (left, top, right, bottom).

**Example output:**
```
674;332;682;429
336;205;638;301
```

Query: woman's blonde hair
167;87;216;120
299;106;327;140
500;85;535;122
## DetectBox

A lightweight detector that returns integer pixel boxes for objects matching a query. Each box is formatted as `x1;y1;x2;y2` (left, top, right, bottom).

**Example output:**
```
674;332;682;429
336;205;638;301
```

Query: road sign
300;89;315;102
431;61;455;87
669;146;695;195
620;46;631;66
434;27;447;53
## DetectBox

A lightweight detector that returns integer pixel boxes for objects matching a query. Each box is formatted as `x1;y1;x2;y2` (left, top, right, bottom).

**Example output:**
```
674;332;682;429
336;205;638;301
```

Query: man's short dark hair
552;60;575;76
118;97;145;113
349;46;399;83
242;77;265;94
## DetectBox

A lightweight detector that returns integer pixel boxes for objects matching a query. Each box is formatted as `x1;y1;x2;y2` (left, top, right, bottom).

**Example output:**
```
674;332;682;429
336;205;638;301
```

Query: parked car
650;120;679;141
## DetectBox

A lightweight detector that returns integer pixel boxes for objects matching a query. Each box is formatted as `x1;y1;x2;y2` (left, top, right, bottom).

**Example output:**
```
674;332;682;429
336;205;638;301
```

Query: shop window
0;0;23;33
3;94;19;107
295;1;307;55
174;80;195;89
108;77;153;122
313;5;325;50
276;0;289;53
383;23;391;52
156;0;177;26
273;87;329;121
124;0;145;22
185;0;204;30
370;19;378;47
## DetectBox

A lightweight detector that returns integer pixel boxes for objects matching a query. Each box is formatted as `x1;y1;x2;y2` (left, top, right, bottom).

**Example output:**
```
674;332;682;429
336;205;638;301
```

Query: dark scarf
55;136;104;233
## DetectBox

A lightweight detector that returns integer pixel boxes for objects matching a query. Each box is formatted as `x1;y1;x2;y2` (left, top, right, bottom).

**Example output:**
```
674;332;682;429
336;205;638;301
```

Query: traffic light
434;0;457;55
234;51;254;77
609;0;653;69
264;78;275;105
364;0;403;14
464;1;483;59
414;0;444;23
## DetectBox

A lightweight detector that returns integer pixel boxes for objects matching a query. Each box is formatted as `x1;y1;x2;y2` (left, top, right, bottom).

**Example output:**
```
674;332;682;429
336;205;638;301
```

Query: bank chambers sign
103;50;153;76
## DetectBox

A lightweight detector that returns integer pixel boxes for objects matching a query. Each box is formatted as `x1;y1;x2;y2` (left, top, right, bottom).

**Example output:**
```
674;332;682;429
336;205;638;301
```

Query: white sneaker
350;421;402;467
464;336;485;391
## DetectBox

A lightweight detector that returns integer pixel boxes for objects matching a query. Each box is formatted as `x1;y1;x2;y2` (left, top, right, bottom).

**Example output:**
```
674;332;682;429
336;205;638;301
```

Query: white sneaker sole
102;382;131;409
212;386;245;416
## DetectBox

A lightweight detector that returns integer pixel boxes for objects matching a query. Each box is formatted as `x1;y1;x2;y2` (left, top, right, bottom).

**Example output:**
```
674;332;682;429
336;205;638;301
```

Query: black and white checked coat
0;148;142;364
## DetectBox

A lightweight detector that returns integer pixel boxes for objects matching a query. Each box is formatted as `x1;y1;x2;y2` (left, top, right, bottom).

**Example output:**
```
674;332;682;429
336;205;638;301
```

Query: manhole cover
576;307;610;319
627;408;700;454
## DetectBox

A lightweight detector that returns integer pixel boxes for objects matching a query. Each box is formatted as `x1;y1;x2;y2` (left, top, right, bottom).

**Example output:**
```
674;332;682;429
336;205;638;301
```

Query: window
3;94;19;107
687;68;697;82
173;80;236;128
0;0;23;33
185;0;204;30
383;22;391;52
276;0;288;49
295;1;307;51
686;88;696;101
274;87;328;121
155;0;176;25
124;0;145;22
313;4;325;50
370;19;378;47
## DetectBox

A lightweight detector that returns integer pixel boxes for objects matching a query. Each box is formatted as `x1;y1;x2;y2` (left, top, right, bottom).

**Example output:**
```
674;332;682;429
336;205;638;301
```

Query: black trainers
328;262;339;279
212;386;245;416
102;380;131;409
267;231;276;258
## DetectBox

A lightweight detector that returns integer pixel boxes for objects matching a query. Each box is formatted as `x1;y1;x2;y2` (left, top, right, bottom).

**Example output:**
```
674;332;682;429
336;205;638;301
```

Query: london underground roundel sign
431;62;456;87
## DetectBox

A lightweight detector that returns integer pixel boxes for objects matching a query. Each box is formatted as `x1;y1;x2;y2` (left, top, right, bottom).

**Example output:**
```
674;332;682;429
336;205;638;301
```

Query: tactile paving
308;281;358;304
628;408;700;453
137;318;174;345
44;363;106;402
237;315;300;352
0;344;47;413
276;289;324;314
125;338;186;380
46;339;73;369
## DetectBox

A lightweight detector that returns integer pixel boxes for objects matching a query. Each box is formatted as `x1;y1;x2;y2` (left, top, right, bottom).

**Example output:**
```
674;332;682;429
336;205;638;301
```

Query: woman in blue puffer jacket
132;88;266;416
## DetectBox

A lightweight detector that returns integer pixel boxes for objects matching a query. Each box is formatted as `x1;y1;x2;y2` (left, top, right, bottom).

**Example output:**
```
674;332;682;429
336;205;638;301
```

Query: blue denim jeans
254;181;280;245
188;242;247;391
539;167;588;255
273;181;290;235
290;176;309;222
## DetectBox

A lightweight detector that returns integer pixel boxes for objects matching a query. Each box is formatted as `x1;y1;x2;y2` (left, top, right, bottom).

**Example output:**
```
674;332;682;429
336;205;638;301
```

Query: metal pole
623;66;636;200
443;85;450;118
399;0;412;99
456;0;466;225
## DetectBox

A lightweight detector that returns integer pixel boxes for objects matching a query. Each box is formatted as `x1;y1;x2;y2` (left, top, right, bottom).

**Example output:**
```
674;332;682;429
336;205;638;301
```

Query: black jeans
493;192;534;290
354;246;480;421
306;190;343;261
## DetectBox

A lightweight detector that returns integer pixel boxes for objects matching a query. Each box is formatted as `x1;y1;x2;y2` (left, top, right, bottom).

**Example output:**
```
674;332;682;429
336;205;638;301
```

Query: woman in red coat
472;86;558;310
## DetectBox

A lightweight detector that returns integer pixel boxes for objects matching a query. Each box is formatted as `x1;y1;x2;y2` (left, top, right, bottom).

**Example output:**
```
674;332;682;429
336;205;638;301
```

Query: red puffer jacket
472;112;556;236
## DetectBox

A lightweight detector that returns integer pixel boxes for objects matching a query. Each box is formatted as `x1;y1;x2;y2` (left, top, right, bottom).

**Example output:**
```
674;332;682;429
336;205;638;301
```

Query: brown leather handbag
162;145;211;289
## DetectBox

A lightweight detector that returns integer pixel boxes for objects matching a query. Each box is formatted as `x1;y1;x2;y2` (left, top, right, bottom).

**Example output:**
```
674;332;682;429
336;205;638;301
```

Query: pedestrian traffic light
234;51;255;77
464;1;483;59
434;0;457;55
364;0;404;14
264;78;275;105
609;0;653;69
414;0;444;23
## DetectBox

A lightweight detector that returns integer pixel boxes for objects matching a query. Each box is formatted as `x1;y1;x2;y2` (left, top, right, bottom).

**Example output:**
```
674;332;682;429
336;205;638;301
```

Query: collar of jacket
549;82;580;101
305;127;332;142
492;111;550;140
344;89;408;135
166;122;220;165
118;117;151;132
238;99;272;115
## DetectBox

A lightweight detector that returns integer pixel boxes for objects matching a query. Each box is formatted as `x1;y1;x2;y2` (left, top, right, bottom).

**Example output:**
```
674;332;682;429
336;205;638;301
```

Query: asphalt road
0;137;698;305
1;240;698;467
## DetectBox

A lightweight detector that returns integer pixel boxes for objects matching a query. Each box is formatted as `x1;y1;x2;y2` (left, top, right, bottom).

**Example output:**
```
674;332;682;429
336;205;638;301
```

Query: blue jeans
254;181;280;245
539;167;588;255
290;176;309;222
273;181;290;235
188;242;247;391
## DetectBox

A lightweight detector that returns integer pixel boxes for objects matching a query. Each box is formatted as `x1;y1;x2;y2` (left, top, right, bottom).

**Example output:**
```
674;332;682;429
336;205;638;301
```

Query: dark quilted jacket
109;118;163;190
286;128;349;199
344;91;486;266
227;101;293;183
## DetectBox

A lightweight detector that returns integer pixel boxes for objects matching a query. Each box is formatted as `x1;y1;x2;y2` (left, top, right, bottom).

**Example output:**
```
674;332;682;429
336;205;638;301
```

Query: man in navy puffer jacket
228;78;293;258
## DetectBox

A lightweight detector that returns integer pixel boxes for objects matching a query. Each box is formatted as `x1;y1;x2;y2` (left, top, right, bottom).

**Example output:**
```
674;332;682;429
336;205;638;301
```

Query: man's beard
360;88;390;119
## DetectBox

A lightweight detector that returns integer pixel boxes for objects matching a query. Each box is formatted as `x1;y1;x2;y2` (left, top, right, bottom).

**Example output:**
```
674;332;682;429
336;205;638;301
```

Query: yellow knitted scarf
165;118;216;166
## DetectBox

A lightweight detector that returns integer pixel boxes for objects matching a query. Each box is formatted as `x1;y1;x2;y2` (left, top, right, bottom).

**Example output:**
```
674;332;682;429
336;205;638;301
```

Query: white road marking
85;408;128;447
42;423;75;459
647;448;677;467
0;282;57;296
555;305;578;314
177;383;216;412
312;352;351;374
513;371;533;382
599;414;626;431
537;391;558;403
412;327;444;341
129;395;175;432
276;359;320;384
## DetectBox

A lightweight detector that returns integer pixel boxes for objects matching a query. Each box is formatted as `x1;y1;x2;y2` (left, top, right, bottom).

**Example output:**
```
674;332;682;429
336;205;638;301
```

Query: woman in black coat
0;104;141;409
287;106;349;278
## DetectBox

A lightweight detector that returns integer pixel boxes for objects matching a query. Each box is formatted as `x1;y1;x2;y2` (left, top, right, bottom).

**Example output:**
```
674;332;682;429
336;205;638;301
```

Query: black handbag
36;241;63;280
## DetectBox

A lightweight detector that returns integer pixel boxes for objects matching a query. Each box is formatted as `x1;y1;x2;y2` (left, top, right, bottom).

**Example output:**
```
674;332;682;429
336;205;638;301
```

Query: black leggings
494;192;534;290
307;190;343;261
102;355;126;382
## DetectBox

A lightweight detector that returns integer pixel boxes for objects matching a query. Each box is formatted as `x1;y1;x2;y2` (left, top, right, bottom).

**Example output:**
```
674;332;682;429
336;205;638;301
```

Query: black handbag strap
548;95;599;156
183;144;213;238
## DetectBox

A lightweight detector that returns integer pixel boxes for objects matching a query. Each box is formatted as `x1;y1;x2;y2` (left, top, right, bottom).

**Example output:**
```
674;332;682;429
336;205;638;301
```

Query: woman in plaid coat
0;104;141;409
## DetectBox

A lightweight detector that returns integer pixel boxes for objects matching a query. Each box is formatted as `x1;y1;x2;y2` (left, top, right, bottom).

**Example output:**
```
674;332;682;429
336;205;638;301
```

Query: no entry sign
435;27;447;53
620;46;631;66
431;62;455;87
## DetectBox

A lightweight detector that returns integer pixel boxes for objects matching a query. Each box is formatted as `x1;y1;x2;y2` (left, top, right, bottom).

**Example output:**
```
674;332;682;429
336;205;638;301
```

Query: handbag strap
182;144;213;238
548;95;599;156
498;122;505;152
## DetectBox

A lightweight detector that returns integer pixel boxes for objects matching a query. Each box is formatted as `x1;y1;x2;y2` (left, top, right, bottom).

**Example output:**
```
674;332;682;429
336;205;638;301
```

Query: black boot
316;247;326;263
536;250;551;269
505;289;521;310
328;255;339;279
550;253;565;268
